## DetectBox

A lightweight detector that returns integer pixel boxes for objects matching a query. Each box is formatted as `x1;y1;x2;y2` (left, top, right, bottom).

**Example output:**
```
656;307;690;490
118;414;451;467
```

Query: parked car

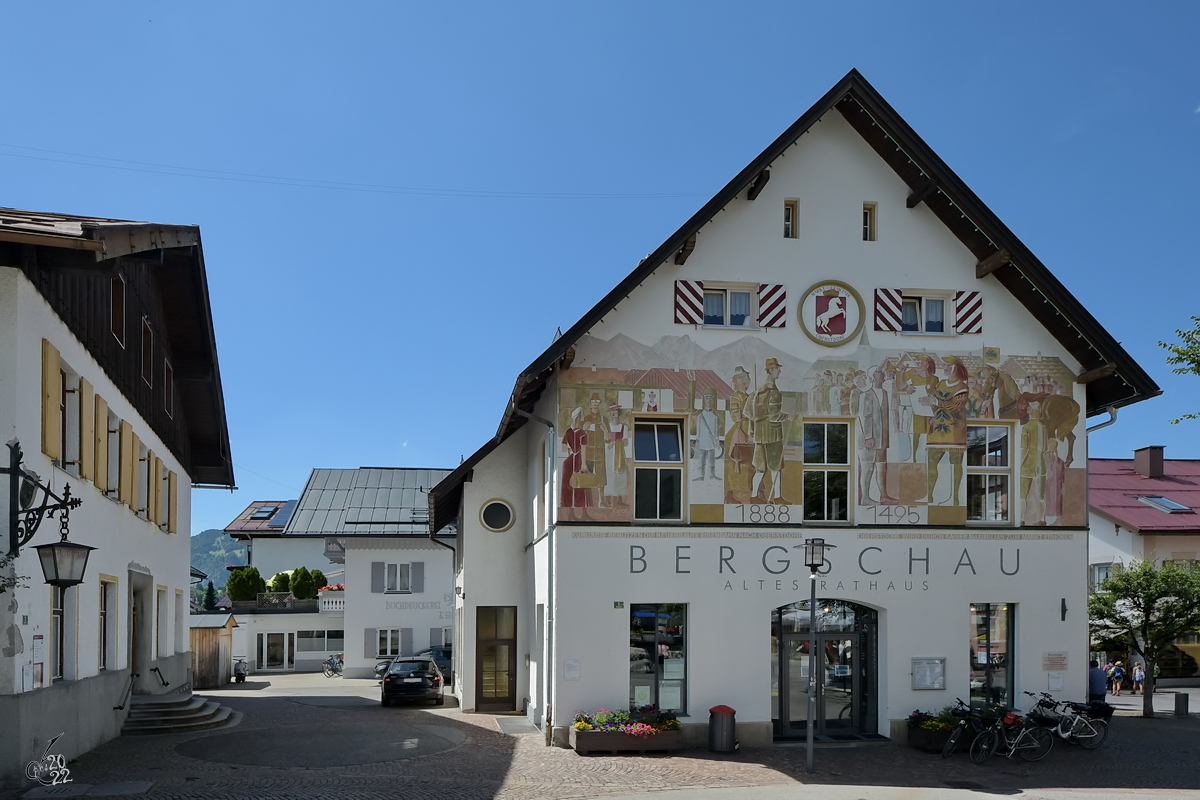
415;647;452;676
381;657;445;707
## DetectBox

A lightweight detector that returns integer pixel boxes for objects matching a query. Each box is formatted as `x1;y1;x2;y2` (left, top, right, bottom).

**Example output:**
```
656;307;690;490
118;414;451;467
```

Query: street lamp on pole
801;536;835;775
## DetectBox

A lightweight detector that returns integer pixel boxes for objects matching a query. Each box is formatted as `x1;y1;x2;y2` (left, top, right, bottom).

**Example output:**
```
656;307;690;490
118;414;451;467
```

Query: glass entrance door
476;606;517;712
779;634;858;736
258;632;295;671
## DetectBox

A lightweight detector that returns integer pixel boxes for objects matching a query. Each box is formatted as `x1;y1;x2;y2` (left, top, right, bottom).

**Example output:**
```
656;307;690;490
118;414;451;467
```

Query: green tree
1160;316;1200;423
203;580;218;610
269;571;291;593
291;566;315;600
227;567;266;601
1088;559;1200;717
311;569;327;590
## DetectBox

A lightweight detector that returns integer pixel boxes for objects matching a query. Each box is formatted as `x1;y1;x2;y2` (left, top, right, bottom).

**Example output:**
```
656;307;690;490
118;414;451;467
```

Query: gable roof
1090;458;1200;534
289;467;454;537
429;69;1160;535
1;206;234;486
224;499;296;538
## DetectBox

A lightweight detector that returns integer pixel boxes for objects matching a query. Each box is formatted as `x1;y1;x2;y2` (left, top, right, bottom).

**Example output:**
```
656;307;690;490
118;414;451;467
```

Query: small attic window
251;506;278;520
1137;495;1192;514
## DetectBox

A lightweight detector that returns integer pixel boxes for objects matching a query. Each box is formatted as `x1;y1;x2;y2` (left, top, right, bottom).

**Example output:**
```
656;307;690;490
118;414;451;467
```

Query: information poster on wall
32;635;45;689
912;657;946;690
659;684;681;710
564;660;581;681
633;685;652;705
1042;652;1068;672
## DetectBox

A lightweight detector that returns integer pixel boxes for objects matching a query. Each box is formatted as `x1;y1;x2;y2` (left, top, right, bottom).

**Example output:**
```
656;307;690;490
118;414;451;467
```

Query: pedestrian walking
1111;661;1125;696
1132;662;1145;695
1088;660;1108;703
1104;660;1115;694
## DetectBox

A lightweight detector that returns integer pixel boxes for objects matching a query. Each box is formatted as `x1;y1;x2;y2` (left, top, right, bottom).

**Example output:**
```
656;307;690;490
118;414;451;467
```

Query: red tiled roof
224;500;290;532
1089;459;1200;533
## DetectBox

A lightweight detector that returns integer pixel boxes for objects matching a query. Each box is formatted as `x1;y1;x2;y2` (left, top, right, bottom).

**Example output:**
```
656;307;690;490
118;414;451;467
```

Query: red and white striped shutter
874;288;903;331
955;291;983;334
758;284;786;328
674;280;704;324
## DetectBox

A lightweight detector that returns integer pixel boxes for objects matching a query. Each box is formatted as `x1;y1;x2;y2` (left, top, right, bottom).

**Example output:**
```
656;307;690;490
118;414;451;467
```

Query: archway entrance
771;600;878;740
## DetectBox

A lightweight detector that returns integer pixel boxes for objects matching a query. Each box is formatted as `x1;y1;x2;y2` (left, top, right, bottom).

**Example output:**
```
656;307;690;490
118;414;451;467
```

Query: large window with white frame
803;422;849;521
633;421;684;521
378;628;401;658
1089;563;1113;592
966;425;1010;523
703;284;755;328
385;563;411;593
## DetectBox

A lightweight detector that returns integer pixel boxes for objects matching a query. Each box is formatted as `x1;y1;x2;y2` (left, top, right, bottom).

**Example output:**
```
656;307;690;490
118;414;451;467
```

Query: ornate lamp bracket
5;439;83;557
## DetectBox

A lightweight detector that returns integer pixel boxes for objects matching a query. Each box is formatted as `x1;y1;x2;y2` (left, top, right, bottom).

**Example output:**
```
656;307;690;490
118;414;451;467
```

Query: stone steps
122;692;241;735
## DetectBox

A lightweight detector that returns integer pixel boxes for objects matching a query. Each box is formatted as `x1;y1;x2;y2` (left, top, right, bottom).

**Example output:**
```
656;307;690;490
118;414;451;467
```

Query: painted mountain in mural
573;332;808;387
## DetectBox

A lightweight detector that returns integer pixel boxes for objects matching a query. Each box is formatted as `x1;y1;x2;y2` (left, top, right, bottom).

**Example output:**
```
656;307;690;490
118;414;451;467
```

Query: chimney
1133;446;1164;479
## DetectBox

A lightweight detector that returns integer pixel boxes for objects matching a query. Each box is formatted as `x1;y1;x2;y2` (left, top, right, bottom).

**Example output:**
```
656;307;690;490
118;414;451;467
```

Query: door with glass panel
629;604;687;712
257;632;295;671
476;606;517;712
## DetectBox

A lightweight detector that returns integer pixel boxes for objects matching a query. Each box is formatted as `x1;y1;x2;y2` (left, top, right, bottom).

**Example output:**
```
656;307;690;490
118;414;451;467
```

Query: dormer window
251;506;278;520
1137;495;1192;513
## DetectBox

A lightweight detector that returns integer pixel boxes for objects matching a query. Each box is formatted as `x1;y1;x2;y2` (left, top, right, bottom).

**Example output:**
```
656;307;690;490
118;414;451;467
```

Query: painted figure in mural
642;391;659;413
903;355;938;461
727;366;752;474
691;389;722;481
857;368;897;505
924;356;969;506
561;407;590;518
1020;400;1047;525
603;403;629;506
582;393;607;506
838;373;854;417
750;357;793;504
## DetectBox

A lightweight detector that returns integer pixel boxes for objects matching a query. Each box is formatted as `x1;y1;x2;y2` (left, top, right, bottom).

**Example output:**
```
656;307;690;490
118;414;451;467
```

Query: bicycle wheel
970;729;997;763
941;725;964;758
1056;716;1075;739
322;664;335;678
1075;718;1109;750
1017;725;1054;762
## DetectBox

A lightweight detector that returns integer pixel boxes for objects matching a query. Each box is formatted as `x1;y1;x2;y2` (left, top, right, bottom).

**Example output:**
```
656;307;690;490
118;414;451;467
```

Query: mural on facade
557;330;1085;527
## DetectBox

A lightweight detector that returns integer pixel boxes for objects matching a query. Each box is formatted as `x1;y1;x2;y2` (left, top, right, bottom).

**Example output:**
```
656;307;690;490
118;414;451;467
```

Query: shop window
111;275;125;347
141;318;153;387
803;422;849;521
703;286;754;328
901;295;947;333
969;603;1014;707
784;200;798;239
1090;563;1113;592
862;202;876;241
966;425;1010;523
633;421;684;521
298;630;334;652
629;603;687;713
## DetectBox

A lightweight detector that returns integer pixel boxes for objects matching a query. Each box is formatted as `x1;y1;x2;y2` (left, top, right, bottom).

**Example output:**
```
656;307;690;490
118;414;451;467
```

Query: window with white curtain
702;285;755;327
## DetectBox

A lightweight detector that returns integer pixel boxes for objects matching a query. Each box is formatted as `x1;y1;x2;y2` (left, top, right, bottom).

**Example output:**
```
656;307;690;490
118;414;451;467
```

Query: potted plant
906;707;957;751
569;706;683;755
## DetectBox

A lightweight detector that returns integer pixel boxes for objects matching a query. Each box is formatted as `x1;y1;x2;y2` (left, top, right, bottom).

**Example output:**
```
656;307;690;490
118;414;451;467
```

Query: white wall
1;268;192;695
246;536;336;585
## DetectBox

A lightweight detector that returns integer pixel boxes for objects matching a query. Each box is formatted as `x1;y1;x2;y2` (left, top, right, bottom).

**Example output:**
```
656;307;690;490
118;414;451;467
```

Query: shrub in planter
226;567;266;602
906;708;957;752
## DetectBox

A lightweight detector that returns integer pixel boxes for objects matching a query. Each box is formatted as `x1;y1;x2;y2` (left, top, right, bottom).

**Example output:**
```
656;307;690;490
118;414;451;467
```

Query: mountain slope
189;528;247;592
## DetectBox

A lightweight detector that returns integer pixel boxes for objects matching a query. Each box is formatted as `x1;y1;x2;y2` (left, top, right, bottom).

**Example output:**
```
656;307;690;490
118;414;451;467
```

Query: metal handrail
150;667;169;687
113;672;140;710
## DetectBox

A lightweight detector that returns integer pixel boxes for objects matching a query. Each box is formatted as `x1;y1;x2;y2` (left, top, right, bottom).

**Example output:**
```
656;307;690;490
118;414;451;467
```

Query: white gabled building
222;468;455;680
0;207;234;782
428;71;1160;746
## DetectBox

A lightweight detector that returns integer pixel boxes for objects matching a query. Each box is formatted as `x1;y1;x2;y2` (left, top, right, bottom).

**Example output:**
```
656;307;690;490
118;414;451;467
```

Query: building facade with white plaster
429;71;1160;746
0;208;233;782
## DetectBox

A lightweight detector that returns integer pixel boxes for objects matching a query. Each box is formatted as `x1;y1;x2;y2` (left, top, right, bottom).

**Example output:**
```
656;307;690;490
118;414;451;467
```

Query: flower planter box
907;727;954;752
569;727;683;756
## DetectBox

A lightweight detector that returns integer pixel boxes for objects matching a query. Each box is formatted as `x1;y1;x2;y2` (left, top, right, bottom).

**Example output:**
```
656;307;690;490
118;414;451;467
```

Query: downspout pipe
514;407;557;746
1086;407;1118;433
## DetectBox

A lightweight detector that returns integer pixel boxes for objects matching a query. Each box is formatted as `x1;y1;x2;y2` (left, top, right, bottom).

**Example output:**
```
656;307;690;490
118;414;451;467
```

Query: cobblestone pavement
5;676;1199;799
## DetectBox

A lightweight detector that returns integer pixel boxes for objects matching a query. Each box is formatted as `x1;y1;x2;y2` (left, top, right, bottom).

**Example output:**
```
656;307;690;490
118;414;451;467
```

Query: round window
480;500;514;532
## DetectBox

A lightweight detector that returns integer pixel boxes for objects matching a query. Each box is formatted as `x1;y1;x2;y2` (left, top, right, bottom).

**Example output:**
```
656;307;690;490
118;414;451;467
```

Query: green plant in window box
570;705;684;754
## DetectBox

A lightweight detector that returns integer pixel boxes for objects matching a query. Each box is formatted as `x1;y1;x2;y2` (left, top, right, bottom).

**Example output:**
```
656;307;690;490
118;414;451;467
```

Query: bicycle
1023;691;1066;730
969;706;1054;763
1055;701;1110;749
941;698;994;758
321;653;344;678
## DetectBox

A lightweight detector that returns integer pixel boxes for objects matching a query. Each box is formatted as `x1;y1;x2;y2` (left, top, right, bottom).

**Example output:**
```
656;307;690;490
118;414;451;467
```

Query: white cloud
402;440;409;448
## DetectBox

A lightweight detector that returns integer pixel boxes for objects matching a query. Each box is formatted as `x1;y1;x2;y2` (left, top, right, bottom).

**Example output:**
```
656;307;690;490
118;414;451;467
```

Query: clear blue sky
3;3;1198;535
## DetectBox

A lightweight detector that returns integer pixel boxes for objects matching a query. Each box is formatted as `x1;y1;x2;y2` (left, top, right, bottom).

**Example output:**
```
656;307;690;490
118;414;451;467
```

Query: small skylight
251;506;278;520
1137;495;1192;514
